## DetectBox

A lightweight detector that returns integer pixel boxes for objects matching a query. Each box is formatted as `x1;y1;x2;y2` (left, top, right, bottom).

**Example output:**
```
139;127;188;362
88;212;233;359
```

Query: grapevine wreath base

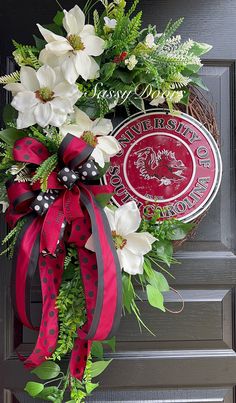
0;1;221;402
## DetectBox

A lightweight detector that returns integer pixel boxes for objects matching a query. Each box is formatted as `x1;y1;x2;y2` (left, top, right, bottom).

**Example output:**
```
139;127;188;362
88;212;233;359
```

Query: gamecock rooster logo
134;147;187;186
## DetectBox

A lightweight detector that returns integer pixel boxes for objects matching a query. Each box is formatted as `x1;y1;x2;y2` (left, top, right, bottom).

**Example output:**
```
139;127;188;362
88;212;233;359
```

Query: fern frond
32;154;58;191
126;0;139;18
0;71;20;84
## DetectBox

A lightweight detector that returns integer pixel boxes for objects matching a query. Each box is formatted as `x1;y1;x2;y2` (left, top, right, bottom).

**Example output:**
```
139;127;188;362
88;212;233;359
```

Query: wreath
0;1;219;402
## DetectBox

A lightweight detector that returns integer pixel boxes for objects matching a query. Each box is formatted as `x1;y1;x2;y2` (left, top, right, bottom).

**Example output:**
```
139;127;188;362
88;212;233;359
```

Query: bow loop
58;134;94;170
13;137;50;165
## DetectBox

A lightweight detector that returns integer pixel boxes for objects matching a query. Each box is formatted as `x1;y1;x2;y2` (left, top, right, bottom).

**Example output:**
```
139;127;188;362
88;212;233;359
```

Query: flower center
112;231;127;250
68;34;85;51
81;131;98;147
35;87;54;102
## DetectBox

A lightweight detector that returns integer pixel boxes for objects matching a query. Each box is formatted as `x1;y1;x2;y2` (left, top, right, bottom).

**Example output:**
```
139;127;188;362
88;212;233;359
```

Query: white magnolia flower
104;16;117;29
4;65;81;129
125;55;138;71
86;201;156;275
145;33;155;48
61;107;121;167
37;5;105;83
150;94;165;107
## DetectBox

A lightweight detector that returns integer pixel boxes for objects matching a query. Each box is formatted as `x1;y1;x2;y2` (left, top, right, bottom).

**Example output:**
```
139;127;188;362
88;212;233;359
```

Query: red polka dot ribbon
6;134;122;380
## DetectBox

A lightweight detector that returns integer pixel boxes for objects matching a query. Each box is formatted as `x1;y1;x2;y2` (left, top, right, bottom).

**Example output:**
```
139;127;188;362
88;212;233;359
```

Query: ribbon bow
6;134;122;380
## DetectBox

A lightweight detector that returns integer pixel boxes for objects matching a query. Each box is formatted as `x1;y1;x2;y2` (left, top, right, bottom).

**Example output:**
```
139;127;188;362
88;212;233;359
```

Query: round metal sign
103;110;222;222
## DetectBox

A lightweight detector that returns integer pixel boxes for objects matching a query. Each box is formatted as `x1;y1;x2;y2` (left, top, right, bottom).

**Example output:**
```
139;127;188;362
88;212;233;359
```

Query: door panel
0;0;236;402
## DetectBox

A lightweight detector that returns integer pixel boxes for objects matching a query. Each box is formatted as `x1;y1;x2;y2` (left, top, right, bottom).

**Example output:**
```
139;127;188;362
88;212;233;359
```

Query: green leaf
53;11;64;26
190;75;209;91
33;35;46;51
36;386;59;401
155;239;173;267
130;95;145;111
66;401;76;403
3;105;17;127
179;90;189;106
100;62;116;81
105;336;116;352
24;382;44;397
148;271;170;292
122;275;135;313
0;128;25;145
91;341;104;359
190;41;212;57
85;382;99;394
167;221;194;240
95;193;113;208
146;284;165;312
91;360;112;378
31;361;60;380
185;63;202;73
113;69;134;84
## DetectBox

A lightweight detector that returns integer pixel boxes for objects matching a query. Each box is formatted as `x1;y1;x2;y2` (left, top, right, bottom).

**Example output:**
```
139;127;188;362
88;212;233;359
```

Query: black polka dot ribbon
57;159;99;190
31;190;59;216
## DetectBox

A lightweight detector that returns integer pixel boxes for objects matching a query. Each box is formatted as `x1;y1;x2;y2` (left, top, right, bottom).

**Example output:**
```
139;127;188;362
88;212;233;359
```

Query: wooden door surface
0;0;236;402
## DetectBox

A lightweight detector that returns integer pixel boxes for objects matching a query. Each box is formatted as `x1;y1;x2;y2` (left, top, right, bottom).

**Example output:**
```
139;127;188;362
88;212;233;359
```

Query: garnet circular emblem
103;110;222;222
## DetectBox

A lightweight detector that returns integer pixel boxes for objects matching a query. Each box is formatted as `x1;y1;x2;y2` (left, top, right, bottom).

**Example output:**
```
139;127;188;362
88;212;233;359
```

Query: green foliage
32;154;58;191
52;247;86;361
24;382;44;397
146;284;165;312
0;128;25;145
31;361;61;380
0;71;20;84
1;216;28;258
90;360;112;377
12;40;41;68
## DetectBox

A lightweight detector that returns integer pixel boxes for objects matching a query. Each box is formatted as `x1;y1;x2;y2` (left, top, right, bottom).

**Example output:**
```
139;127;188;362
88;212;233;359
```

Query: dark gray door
0;0;236;402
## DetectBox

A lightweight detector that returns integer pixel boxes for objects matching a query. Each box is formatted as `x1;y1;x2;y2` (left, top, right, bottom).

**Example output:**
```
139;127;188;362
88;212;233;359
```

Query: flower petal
50;97;73;114
63;5;85;34
20;66;39;91
82;24;95;36
49;111;68;127
46;40;72;56
74;51;92;81
85;234;95;252
81;34;105;56
87;56;100;79
34;102;53;127
126;232;156;255
36;65;56;89
104;207;116;231
63;11;80;35
11;91;39;113
16;109;37;129
61;54;80;84
53;82;81;103
91;147;105;168
92;118;113;136
37;24;66;43
74;107;92;129
115;201;141;237
97;136;121;158
60;124;83;138
39;49;63;68
117;248;144;275
4;83;25;96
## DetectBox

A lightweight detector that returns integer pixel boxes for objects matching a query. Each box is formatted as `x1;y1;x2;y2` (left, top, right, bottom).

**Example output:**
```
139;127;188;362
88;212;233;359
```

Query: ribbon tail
24;248;66;369
69;187;122;380
12;214;42;330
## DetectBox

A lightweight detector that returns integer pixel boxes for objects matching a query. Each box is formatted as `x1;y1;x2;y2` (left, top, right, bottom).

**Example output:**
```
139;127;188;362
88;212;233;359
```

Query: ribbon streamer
6;134;122;379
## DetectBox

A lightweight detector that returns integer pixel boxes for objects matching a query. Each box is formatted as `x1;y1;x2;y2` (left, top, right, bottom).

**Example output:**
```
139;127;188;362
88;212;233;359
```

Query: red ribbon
6;134;122;379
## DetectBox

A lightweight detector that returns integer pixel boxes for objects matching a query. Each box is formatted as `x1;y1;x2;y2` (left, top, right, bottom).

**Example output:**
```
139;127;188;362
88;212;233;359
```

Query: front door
0;0;236;402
